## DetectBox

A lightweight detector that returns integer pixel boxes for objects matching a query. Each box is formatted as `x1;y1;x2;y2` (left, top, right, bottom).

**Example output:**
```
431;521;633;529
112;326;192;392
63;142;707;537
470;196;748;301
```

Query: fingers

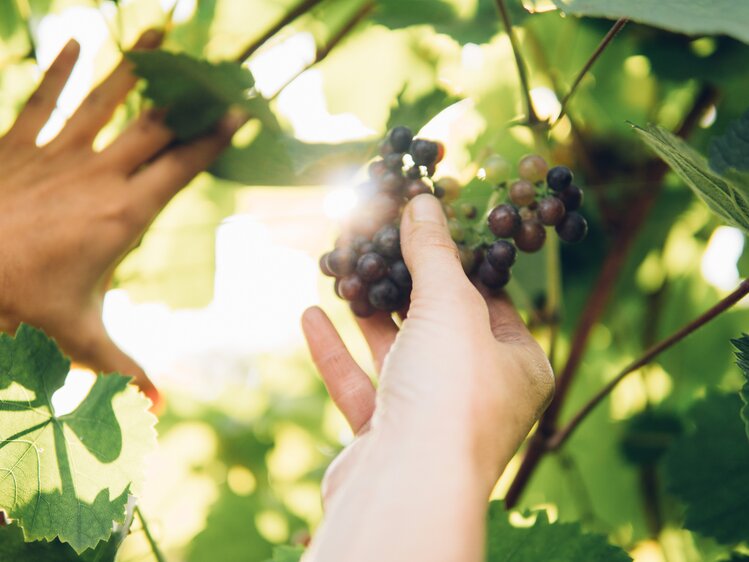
126;113;245;226
302;307;376;434
355;312;398;374
99;108;173;174
53;29;163;148
399;194;473;300
476;286;531;344
6;39;80;145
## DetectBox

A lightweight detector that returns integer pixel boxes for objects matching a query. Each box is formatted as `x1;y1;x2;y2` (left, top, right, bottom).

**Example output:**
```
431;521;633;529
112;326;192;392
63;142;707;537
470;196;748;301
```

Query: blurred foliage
1;0;749;561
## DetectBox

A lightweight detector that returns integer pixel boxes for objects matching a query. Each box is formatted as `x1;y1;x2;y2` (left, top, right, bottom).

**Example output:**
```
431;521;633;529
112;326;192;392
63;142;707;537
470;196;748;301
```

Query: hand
0;31;245;407
302;194;554;562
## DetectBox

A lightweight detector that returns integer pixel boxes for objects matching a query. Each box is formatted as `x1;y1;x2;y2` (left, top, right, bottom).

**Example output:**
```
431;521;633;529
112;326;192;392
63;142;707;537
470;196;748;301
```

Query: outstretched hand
0;31;245;407
302;194;554;562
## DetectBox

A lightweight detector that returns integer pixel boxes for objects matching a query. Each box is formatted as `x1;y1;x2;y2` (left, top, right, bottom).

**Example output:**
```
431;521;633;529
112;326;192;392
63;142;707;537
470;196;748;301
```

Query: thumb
400;194;471;299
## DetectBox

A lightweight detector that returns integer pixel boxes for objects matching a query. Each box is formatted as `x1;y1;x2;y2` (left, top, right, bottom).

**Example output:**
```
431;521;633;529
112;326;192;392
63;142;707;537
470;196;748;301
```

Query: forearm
305;424;491;562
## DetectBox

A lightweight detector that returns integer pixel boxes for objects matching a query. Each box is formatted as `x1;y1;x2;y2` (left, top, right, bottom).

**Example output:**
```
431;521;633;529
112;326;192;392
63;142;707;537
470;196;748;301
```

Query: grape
448;219;465;242
405;179;431;199
368;278;404;311
488;204;521;238
389;260;412;289
350;299;376;318
368;159;387;180
514;219;546;253
407;166;424;180
433;185;446;199
546;165;573;192
518;154;549;183
379;170;405;194
556;211;588;243
435;142;445;164
373;224;401;260
426;163;437;177
350;234;370;253
410;139;439;166
434;177;460;201
557;184;583;211
319;252;334;277
486;240;517;270
389;126;413;153
357;252;388;282
509;180;536;206
359;241;375;254
379;139;395;156
479;260;511;290
483;154;510;184
458;245;477;275
537;197;566;226
328;247;358;276
339;275;366;301
460;203;477;219
384;152;405;171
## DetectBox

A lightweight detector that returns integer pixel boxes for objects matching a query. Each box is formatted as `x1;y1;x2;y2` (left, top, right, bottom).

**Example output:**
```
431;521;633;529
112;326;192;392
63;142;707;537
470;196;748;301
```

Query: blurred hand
302;194;554;562
0;31;245;407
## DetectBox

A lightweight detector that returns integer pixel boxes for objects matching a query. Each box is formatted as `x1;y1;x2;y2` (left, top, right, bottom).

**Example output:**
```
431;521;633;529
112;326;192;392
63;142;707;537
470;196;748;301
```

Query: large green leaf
710;109;749;175
551;0;749;45
633;123;749;234
127;50;259;140
732;334;749;441
664;393;749;544
0;325;156;553
486;502;631;561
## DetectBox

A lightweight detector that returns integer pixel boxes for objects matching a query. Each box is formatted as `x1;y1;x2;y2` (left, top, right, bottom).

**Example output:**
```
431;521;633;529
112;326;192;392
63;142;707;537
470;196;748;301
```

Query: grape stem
136;506;167;562
503;83;719;509
553;18;628;127
493;0;541;125
548;277;749;451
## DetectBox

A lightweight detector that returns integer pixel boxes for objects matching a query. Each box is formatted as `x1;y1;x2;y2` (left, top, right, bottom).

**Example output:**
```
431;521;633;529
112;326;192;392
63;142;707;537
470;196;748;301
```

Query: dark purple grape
389;126;413;153
486;240;517;270
405;179;431;199
339;275;366;301
373;224;401;260
478;261;511;290
368;159;387;180
389;260;412;289
359;242;375;254
556;212;588;243
488;204;521;238
357;252;388;282
407;166;424;180
368;278;404;311
433;185;446;199
410;139;439;166
319;253;334;277
384;152;405;171
327;248;358;277
537;197;566;226
350;299;376;318
379;170;405;194
514;219;546;253
557;184;583;211
546;165;573;192
509;180;536;206
350;234;370;253
379;139;395;156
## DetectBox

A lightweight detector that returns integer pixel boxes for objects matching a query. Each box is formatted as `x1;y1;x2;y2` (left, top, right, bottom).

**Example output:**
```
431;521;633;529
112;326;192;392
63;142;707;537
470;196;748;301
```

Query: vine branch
554;18;628;125
135;506;167;562
547;278;749;450
493;0;540;125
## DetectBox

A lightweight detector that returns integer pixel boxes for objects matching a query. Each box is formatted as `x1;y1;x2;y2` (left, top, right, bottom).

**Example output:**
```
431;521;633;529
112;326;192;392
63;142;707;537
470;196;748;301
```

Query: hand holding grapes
302;194;554;562
0;31;245;407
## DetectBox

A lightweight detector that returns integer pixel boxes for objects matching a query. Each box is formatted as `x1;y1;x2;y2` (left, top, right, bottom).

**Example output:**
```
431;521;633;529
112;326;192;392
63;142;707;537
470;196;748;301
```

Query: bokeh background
1;0;749;560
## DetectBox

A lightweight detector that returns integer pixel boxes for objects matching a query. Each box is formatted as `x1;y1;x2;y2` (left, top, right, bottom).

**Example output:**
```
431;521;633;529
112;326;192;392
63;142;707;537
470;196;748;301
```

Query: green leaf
619;410;683;466
710;109;749;174
551;0;749;45
127;50;257;140
664;393;749;544
732;334;749;441
387;88;463;133
486;502;631;561
0;325;157;553
271;545;305;562
632;123;749;234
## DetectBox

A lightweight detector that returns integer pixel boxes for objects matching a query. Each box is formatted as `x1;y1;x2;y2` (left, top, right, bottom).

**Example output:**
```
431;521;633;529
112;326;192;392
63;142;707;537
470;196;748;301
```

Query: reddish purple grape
478;261;511;290
557;184;583;211
319;253;334;277
357;252;388;282
379;170;405;194
509;180;536;206
488;204;521;238
514;219;546;253
537;197;566;226
339;275;366;301
368;159;387;180
373;224;401;260
384;152;405;171
350;299;376;318
556;212;588;243
405;179;431;199
486;240;517;270
328;248;358;277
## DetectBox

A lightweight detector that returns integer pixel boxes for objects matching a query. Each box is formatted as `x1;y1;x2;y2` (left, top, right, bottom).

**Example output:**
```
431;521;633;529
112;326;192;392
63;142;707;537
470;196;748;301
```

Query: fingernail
409;193;446;225
220;108;249;135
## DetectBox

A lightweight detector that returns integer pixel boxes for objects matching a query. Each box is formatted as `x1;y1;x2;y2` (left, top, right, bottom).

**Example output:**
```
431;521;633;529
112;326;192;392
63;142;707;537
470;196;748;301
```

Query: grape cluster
320;126;589;317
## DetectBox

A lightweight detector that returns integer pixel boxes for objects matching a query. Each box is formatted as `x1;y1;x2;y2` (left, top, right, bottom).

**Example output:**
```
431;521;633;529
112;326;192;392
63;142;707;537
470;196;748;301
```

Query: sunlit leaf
710;109;749;175
0;325;156;553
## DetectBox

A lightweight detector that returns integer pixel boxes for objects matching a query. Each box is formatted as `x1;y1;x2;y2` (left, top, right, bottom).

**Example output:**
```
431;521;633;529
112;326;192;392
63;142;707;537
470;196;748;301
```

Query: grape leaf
632;123;749;234
710;109;749;175
270;545;305;562
126;50;260;140
0;325;156;553
551;0;749;45
664;393;749;544
732;334;749;441
486;502;631;561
